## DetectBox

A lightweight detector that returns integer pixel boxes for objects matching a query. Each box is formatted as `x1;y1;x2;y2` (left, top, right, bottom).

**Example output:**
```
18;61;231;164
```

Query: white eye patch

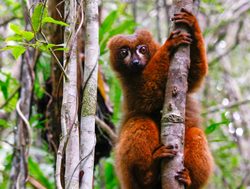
124;51;131;63
136;49;145;59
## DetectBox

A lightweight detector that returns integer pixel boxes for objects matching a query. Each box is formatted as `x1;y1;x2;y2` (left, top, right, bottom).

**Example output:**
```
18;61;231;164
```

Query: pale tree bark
10;1;38;188
79;0;99;189
161;0;192;189
155;0;162;43
163;0;171;36
60;0;80;188
132;0;137;28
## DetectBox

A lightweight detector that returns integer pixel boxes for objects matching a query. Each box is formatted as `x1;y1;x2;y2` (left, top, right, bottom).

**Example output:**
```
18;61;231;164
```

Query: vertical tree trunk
162;0;171;36
161;0;193;189
61;0;80;188
132;0;137;30
155;0;162;43
9;1;38;188
79;0;99;188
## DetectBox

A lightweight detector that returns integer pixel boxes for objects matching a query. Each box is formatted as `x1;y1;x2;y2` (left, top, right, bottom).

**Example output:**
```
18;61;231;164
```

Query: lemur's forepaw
152;144;178;160
168;30;192;48
175;167;192;187
171;8;196;28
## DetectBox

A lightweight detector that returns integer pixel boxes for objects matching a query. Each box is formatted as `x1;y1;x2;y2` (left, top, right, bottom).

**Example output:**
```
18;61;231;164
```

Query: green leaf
2;45;26;59
0;73;10;100
31;3;44;33
54;47;68;51
46;43;56;48
42;16;68;26
103;158;119;189
9;23;22;35
0;81;8;100
100;11;118;41
9;23;34;41
28;157;54;189
100;19;136;55
22;31;34;41
205;120;229;134
109;20;136;36
6;35;23;42
12;46;26;59
0;119;9;128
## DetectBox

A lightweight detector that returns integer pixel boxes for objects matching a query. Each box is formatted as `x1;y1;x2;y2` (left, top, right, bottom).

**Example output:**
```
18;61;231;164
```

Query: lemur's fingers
153;145;178;160
175;168;192;187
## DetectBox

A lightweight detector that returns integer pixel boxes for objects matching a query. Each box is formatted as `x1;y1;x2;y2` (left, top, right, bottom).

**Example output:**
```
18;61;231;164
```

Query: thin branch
43;90;58;153
0;86;20;109
40;31;68;80
209;19;244;67
95;116;117;144
206;1;250;55
203;98;250;115
0;139;15;147
55;0;66;19
236;164;250;189
0;17;17;27
16;99;32;156
27;176;47;189
55;135;66;189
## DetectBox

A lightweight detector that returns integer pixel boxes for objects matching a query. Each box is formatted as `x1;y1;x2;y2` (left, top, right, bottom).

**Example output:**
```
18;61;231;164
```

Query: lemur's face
118;44;150;72
108;29;158;75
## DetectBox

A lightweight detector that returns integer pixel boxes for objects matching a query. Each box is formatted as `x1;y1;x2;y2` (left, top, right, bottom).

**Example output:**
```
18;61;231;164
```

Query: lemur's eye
139;46;148;54
120;49;129;58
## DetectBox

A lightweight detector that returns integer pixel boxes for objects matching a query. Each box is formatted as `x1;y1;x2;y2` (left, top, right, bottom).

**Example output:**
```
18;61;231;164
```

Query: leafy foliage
94;157;119;189
0;71;19;112
99;5;136;55
28;157;54;189
1;3;68;59
0;0;249;188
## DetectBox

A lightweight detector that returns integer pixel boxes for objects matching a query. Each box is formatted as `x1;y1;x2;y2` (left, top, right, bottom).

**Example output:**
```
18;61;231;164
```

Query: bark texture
10;1;38;188
161;1;193;189
62;0;79;188
79;0;99;188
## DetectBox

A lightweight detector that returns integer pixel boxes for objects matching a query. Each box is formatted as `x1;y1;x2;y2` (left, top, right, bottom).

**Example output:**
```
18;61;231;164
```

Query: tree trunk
9;1;38;188
79;0;99;188
161;0;193;189
62;0;79;188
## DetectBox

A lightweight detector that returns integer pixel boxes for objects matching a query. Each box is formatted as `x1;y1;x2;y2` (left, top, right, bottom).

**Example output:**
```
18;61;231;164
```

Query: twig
55;134;66;189
209;19;244;67
95;116;117;144
236;164;250;189
0;139;15;147
56;0;66;19
27;176;47;189
16;99;32;156
0;86;20;109
40;31;68;80
203;98;250;115
0;17;17;27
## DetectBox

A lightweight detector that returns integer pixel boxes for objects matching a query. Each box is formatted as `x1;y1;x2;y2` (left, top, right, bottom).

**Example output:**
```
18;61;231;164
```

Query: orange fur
108;9;213;189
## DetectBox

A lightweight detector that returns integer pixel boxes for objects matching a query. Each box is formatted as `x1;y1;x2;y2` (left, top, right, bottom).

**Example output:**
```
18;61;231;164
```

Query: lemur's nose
132;60;140;66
